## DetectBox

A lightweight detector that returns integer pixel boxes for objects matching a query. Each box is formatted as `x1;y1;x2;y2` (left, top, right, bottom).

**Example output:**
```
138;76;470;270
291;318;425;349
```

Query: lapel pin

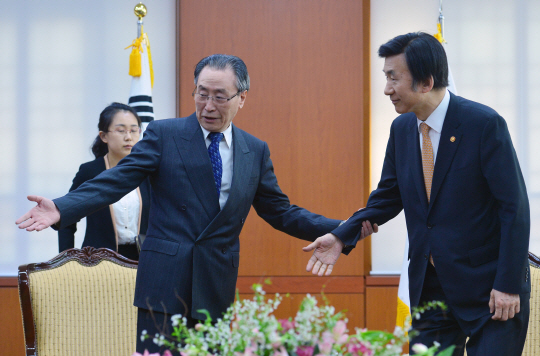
450;136;456;142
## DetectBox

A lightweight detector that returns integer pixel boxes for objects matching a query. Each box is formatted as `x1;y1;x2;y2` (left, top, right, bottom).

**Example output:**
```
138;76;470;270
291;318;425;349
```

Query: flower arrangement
135;283;454;356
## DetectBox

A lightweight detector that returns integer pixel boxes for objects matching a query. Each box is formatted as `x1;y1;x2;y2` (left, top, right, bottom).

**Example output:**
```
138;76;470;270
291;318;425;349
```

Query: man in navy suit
304;33;530;355
16;54;375;353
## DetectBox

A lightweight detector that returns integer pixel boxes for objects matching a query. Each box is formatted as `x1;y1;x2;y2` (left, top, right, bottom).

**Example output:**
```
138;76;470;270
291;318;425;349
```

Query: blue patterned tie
208;132;224;197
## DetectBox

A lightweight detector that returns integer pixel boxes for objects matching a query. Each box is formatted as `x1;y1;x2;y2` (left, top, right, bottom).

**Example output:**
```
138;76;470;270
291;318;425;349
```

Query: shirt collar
200;124;233;148
417;89;450;134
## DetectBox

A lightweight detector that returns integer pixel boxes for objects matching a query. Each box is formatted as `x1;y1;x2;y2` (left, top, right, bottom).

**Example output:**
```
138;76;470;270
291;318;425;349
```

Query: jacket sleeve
58;164;88;252
331;120;404;253
54;121;162;229
481;115;530;294
252;142;341;242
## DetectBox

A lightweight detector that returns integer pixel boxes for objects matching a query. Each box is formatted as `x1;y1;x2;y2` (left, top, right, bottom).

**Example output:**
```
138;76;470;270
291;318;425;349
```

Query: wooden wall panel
0;285;25;355
365;276;400;332
177;0;371;277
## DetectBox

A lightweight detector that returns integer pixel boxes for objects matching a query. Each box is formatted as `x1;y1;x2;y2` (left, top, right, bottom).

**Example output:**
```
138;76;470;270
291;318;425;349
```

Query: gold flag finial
134;3;147;20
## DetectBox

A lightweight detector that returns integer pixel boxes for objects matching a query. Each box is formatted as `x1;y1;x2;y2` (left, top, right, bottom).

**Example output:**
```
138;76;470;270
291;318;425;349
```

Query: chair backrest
18;247;138;356
523;251;540;356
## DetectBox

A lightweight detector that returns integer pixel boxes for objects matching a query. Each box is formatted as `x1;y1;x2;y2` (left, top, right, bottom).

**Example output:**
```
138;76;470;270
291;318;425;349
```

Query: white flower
411;343;429;353
171;314;182;326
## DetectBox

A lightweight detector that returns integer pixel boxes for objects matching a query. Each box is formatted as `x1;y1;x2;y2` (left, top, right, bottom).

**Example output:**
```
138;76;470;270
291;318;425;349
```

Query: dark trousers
118;243;139;261
411;263;529;356
136;308;200;355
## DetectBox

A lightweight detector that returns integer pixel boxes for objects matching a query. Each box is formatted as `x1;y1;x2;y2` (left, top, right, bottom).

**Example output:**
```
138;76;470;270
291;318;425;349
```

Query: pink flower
347;341;373;356
295;345;315;356
273;346;289;356
318;332;334;355
332;320;348;344
195;323;204;331
279;319;295;332
162;351;174;356
131;350;161;356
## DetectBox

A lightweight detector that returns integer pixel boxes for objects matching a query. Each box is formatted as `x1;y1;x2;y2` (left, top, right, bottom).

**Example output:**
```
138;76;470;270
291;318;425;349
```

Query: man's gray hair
194;54;250;92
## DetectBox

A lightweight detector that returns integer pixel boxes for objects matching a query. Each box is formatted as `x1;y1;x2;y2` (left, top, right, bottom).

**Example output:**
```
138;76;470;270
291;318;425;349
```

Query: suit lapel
173;114;220;220
197;125;253;240
408;117;429;214
428;93;463;213
221;125;252;212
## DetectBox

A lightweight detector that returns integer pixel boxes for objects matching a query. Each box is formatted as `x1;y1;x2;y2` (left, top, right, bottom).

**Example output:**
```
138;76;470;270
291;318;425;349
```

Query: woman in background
58;102;151;260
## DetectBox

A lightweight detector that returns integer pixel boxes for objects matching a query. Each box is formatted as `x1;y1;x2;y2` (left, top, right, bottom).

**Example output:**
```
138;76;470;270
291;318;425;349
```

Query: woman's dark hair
91;102;141;158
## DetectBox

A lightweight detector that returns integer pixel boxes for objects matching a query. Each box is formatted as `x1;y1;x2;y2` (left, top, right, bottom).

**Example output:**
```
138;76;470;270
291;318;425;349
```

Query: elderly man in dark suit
16;54;375;354
305;33;530;356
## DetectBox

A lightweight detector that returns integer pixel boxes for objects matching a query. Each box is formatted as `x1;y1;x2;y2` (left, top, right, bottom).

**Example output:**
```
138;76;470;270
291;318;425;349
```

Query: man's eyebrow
383;69;395;76
197;85;227;93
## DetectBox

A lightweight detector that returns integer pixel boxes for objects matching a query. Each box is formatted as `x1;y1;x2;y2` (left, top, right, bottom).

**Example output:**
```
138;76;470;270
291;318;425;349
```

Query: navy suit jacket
333;93;530;321
57;156;151;252
54;113;341;319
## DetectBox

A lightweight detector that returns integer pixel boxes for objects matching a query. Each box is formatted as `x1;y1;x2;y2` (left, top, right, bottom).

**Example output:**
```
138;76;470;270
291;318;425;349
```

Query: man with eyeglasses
16;54;376;354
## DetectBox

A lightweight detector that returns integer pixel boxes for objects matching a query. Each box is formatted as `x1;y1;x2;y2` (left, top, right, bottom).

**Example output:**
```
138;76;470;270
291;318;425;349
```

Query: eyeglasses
192;89;241;105
108;128;141;136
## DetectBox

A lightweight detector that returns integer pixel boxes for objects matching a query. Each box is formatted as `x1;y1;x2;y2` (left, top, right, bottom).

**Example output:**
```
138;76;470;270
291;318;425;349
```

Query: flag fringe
396;296;411;329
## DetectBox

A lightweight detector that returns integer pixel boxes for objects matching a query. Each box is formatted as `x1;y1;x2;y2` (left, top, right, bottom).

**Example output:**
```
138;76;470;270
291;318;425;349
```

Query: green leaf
196;309;212;323
436;346;456;356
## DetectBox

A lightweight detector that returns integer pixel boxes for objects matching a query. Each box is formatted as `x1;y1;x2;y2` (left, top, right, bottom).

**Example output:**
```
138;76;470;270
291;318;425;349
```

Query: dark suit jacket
57;156;151;253
333;93;530;321
54;113;341;319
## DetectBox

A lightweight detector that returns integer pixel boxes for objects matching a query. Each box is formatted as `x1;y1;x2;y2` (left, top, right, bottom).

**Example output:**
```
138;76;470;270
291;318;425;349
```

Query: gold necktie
420;122;434;202
420;122;436;266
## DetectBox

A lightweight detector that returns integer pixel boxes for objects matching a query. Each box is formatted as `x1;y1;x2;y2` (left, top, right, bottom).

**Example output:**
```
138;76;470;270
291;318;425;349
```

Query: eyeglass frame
106;128;142;136
192;88;242;105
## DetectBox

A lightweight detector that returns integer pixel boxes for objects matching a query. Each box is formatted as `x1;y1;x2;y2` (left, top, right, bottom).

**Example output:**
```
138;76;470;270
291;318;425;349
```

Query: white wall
370;0;540;273
0;1;176;275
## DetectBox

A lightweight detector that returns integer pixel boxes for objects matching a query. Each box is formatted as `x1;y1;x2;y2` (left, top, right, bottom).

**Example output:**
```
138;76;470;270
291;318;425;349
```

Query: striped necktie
208;132;224;197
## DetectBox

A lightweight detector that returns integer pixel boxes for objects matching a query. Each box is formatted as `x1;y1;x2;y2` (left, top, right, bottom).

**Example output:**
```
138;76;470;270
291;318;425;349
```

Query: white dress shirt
201;124;234;210
112;188;140;244
417;89;451;164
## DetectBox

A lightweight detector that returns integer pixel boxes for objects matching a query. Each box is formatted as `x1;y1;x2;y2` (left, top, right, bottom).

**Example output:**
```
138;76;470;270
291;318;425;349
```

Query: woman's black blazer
58;156;151;252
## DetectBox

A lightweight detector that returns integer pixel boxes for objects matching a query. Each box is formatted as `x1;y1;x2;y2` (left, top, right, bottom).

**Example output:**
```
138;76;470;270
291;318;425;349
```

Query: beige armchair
18;247;138;356
523;251;540;356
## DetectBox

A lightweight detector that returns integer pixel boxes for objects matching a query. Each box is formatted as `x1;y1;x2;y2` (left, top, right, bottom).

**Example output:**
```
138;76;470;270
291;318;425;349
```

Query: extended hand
15;195;60;232
489;288;520;321
303;221;378;276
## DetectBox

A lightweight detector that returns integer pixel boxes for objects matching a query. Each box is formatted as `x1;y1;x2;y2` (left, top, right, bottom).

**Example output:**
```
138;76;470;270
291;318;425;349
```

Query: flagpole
439;0;444;39
134;2;147;38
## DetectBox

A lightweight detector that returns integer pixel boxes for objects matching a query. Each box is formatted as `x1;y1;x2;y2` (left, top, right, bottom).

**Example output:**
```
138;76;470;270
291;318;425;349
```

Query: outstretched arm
15;195;61;232
303;220;378;276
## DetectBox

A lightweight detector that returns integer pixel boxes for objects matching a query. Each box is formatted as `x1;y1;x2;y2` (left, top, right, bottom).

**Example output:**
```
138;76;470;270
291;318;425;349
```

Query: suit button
424;254;428;260
181;205;187;211
427;223;433;229
222;248;226;254
241;218;245;224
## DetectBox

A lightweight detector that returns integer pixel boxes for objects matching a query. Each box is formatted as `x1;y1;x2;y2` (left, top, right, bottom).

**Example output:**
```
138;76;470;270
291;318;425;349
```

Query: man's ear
238;90;248;109
98;131;108;144
421;76;435;93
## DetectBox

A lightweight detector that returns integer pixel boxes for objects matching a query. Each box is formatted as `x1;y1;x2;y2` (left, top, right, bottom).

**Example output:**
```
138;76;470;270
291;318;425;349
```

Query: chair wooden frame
18;246;138;356
530;251;540;269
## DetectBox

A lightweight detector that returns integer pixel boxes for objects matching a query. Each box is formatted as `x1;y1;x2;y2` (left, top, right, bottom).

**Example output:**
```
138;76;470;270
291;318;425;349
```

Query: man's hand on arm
15;195;61;232
489;288;520;321
303;221;378;276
